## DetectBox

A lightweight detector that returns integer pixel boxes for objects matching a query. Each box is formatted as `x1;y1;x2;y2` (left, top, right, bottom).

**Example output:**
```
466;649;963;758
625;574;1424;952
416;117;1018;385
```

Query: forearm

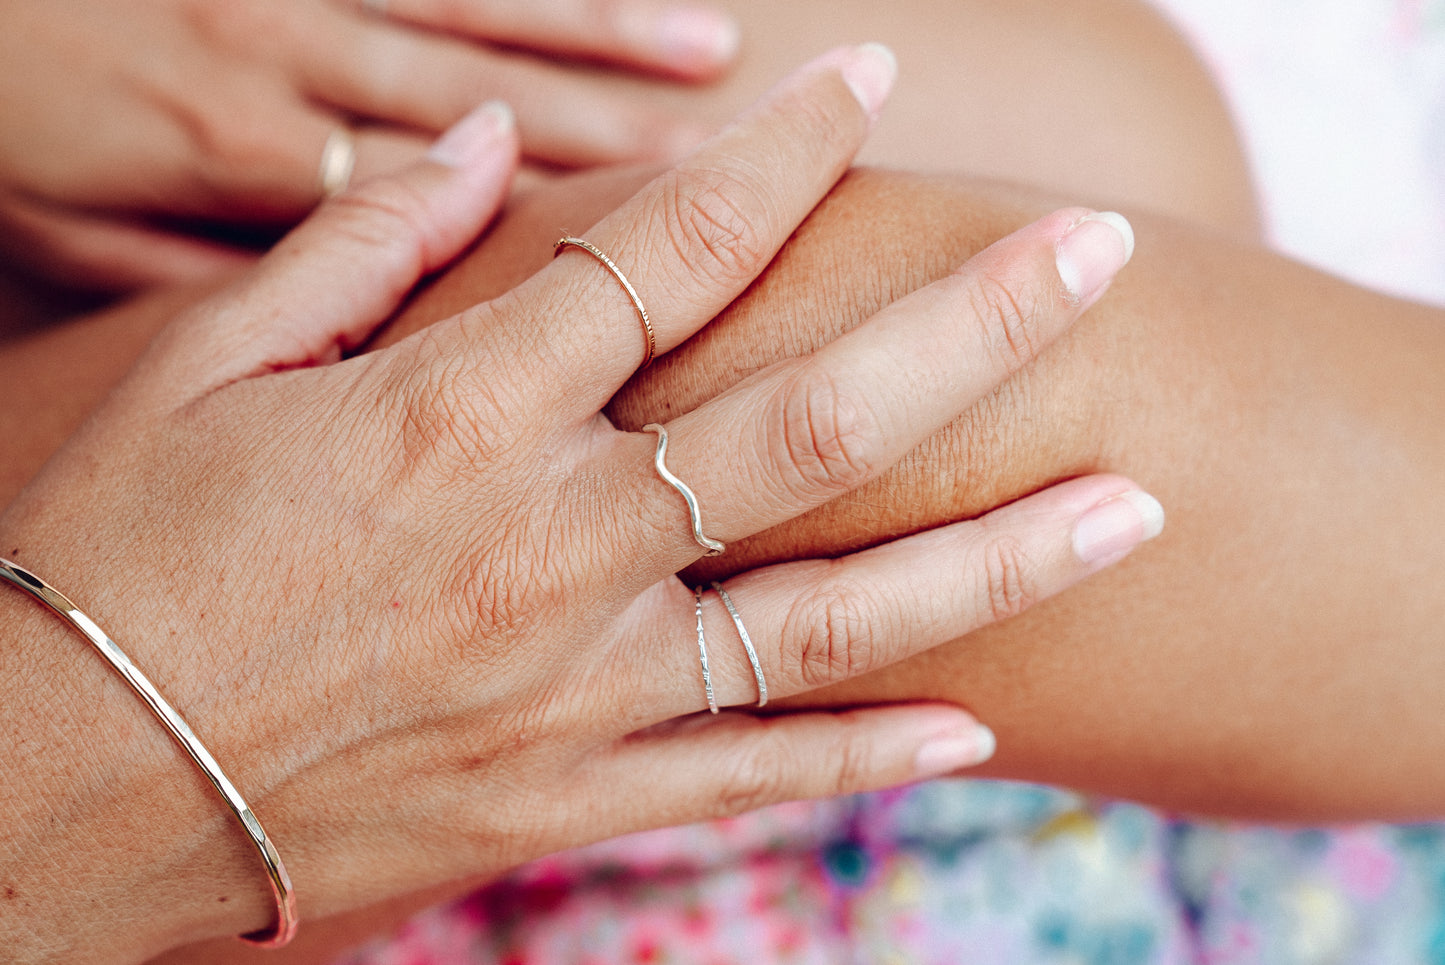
386;168;1445;820
8;170;1445;823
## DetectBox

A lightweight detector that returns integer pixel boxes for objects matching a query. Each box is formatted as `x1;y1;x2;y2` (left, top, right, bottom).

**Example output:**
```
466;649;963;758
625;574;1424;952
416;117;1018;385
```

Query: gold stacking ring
554;236;657;368
318;128;357;198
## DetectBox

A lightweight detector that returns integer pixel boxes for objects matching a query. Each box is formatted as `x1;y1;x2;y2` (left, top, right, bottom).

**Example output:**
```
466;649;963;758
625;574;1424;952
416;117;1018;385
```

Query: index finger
458;43;897;418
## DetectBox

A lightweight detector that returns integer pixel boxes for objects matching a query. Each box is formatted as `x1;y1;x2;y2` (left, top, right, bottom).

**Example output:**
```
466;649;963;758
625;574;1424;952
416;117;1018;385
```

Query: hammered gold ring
554;236;657;369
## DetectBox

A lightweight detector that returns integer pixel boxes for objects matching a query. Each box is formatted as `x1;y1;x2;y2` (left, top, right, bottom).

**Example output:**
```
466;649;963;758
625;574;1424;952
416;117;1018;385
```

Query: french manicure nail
656;6;740;65
914;723;997;777
427;101;514;169
1055;211;1135;304
838;42;898;119
1071;489;1165;568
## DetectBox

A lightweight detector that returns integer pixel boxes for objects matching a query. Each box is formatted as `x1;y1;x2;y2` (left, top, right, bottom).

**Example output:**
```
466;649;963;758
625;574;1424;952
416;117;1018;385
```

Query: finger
0;194;257;292
165;81;356;223
603;209;1136;575
348;0;741;80
469;43;897;414
163;102;518;391
350;125;432;181
590;704;995;836
618;474;1164;721
299;11;711;166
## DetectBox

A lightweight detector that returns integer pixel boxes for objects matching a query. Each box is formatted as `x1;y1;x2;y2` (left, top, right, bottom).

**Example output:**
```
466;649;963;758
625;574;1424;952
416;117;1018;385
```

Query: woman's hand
0;47;1148;963
0;0;738;290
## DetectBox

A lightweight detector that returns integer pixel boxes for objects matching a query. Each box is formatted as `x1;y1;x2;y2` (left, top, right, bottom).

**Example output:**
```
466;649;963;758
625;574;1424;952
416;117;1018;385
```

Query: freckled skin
11;2;1445;962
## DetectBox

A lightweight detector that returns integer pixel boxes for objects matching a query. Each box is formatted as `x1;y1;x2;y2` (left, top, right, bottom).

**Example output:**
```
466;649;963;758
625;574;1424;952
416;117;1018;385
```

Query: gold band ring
318;128;357;198
553;236;657;368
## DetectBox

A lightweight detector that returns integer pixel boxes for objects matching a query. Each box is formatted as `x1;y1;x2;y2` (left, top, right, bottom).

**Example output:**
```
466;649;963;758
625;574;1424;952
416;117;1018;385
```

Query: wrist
0;552;271;962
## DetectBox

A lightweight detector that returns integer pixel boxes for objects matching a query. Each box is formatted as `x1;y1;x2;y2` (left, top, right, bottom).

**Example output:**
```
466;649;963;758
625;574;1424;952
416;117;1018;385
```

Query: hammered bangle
0;557;298;948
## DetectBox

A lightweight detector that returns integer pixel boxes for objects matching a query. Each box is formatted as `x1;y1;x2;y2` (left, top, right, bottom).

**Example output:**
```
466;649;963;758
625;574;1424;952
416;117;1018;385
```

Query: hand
0;48;1147;963
0;0;738;290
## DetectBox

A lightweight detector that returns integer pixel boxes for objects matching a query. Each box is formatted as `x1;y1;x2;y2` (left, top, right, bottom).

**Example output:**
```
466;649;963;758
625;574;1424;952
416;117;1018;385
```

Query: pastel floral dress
336;2;1445;961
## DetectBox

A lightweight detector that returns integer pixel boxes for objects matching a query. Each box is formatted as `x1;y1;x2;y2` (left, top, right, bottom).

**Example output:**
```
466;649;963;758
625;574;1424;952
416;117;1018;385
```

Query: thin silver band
711;582;768;708
0;558;298;947
553;236;657;368
643;423;724;557
318;128;357;198
694;586;718;714
359;0;388;15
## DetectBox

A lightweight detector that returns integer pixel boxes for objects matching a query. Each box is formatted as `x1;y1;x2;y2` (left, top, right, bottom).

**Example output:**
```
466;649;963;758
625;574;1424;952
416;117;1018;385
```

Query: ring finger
613;473;1165;723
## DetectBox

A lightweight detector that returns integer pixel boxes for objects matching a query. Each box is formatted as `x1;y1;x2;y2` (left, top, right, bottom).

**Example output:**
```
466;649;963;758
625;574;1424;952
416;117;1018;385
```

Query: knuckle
713;735;793;818
784;578;879;690
976;533;1040;624
652;167;770;292
771;365;881;502
324;178;436;264
827;729;878;796
964;269;1045;373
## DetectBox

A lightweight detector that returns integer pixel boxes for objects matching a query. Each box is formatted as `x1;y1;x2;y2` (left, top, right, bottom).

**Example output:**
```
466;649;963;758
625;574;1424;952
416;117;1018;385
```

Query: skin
0;0;738;305
6;0;1418;961
372;164;1445;823
0;0;1256;337
132;172;1445;964
0;52;1155;965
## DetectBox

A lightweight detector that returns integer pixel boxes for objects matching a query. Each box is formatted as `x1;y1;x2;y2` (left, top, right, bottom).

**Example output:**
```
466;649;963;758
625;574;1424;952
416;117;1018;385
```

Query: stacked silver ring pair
693;583;769;714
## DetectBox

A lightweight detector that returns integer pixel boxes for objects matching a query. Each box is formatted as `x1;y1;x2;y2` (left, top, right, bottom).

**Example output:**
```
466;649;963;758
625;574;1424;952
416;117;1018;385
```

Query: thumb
160;101;518;395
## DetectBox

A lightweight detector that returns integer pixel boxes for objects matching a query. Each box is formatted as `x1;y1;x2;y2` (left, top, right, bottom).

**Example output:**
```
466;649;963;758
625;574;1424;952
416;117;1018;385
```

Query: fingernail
914;723;997;777
1071;489;1165;568
427;101;515;168
838;42;898;119
1055;211;1135;304
655;6;740;66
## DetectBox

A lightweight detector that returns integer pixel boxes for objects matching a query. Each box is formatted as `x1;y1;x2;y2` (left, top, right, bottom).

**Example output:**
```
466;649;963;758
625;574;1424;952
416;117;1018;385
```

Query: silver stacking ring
360;0;388;16
317;128;357;198
712;582;768;708
643;423;724;557
694;586;719;714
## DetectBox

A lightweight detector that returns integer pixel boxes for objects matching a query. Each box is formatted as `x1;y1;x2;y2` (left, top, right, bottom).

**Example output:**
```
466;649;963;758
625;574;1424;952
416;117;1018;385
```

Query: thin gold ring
553;236;657;368
318;128;357;199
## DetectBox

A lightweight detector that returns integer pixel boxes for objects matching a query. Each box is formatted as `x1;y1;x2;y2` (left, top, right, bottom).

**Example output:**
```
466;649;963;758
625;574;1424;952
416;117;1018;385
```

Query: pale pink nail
1071;489;1165;568
427;101;515;169
655;6;740;66
837;43;898;119
914;723;997;777
1055;211;1135;304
